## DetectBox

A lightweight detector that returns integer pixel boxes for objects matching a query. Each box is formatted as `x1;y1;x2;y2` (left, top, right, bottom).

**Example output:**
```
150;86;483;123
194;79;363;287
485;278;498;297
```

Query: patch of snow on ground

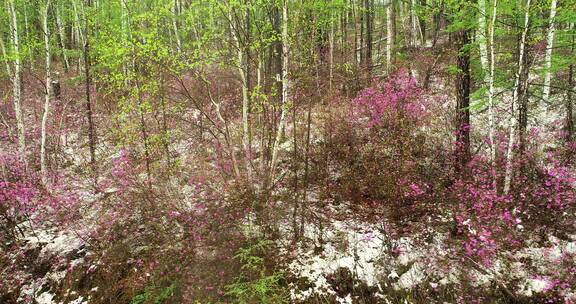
518;278;550;297
69;296;87;304
36;292;54;304
288;219;386;302
40;232;82;258
286;208;576;302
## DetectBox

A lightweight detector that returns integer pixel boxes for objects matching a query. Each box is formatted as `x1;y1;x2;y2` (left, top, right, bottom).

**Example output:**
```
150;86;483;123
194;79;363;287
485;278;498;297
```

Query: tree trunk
477;0;489;84
455;21;471;172
56;4;70;72
567;62;574;142
359;0;365;64
230;5;253;183
386;0;395;72
270;0;290;184
541;0;556;102
503;0;531;195
172;0;182;52
410;0;420;46
329;9;334;89
41;0;52;185
364;0;373;68
73;0;85;72
8;0;26;163
518;31;532;153
566;23;575;143
84;0;97;178
487;0;498;183
135;73;152;189
352;2;359;64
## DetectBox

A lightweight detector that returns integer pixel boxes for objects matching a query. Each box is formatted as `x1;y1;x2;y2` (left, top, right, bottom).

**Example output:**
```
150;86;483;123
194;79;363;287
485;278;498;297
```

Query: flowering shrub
451;132;576;267
317;71;445;232
0;153;40;247
352;69;428;128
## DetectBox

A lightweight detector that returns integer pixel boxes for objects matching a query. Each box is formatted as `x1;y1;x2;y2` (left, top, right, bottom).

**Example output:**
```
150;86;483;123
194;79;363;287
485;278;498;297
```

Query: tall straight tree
454;2;471;172
172;0;181;53
72;0;84;71
84;0;96;176
566;22;575;142
55;3;69;72
7;0;26;162
364;0;373;68
386;0;395;72
229;1;253;183
517;0;533;154
270;0;290;184
487;0;498;178
541;0;557;102
410;0;420;46
504;0;531;195
40;0;52;184
477;0;489;83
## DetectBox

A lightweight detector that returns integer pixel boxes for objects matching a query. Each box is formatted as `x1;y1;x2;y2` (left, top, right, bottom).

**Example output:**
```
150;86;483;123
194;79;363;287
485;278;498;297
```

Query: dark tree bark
364;0;373;68
359;0;365;65
419;0;426;42
567;61;574;143
455;26;471;171
518;30;532;154
566;30;575;144
84;0;97;179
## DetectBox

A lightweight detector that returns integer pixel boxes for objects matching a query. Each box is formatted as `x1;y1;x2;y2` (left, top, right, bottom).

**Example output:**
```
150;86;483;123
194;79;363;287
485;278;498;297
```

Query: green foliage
131;284;175;304
225;240;288;304
446;64;461;75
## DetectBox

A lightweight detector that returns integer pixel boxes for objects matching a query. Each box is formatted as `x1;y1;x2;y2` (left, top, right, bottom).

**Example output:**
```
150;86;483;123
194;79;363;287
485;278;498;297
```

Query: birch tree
55;3;70;72
72;0;84;70
410;0;421;46
487;0;497;174
566;22;575;142
541;0;556;102
229;2;253;183
40;0;52;184
386;0;395;71
84;0;96;174
477;0;489;83
503;0;531;195
7;0;26;162
172;0;181;53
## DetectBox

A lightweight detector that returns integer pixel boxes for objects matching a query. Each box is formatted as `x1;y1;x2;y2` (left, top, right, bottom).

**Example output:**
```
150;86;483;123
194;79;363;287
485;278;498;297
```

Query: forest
0;0;575;303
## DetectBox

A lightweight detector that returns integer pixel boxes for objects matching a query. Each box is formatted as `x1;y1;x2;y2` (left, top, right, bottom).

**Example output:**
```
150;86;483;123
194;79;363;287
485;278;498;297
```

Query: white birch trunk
487;0;498;180
503;0;531;195
386;0;394;72
172;0;182;53
41;0;52;184
72;0;85;47
72;0;84;71
55;4;70;71
477;0;489;84
542;0;557;101
410;0;419;46
8;0;26;161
